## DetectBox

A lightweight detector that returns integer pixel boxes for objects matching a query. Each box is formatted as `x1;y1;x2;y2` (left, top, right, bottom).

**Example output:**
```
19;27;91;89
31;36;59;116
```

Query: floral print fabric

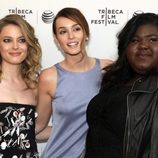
0;103;38;158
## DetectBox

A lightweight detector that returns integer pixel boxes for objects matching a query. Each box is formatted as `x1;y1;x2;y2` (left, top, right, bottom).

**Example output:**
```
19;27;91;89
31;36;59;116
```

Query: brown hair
53;7;90;53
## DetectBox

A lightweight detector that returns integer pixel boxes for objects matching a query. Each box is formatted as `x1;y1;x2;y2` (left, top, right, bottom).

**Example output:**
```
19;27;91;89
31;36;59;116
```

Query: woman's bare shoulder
99;58;113;69
39;66;57;85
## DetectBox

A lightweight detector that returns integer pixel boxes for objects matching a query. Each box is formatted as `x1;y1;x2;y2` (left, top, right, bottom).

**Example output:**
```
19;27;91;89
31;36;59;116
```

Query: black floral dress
0;103;39;158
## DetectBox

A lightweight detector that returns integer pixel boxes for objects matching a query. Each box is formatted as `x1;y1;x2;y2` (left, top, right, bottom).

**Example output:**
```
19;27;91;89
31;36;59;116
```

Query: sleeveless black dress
0;103;39;158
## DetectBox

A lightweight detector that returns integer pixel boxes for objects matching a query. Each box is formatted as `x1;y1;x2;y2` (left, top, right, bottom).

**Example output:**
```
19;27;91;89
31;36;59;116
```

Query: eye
130;38;139;43
58;30;67;35
148;36;158;42
18;38;26;43
3;38;11;43
73;25;82;32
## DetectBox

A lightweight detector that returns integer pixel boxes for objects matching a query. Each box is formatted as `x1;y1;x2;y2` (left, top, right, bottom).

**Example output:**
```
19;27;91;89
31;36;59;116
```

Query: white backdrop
1;0;158;156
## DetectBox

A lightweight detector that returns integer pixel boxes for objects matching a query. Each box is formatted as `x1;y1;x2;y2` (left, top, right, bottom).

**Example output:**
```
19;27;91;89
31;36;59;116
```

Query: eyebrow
58;24;80;30
2;35;24;38
134;34;158;38
1;36;25;41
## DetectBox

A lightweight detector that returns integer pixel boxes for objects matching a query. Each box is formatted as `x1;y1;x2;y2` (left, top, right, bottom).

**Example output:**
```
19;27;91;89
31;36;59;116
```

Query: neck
62;55;92;72
1;64;22;81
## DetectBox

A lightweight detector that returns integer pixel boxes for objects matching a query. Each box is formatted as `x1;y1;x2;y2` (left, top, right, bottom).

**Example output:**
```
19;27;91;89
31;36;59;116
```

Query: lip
136;52;152;60
137;50;151;56
9;52;21;56
67;41;79;47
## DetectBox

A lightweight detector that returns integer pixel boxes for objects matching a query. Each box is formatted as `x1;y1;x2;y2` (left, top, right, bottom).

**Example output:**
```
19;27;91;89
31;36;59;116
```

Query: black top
85;85;130;158
0;103;39;158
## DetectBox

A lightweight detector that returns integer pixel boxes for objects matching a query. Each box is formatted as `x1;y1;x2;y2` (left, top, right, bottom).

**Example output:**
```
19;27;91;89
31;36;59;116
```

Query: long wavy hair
52;7;90;54
0;14;42;88
100;13;158;92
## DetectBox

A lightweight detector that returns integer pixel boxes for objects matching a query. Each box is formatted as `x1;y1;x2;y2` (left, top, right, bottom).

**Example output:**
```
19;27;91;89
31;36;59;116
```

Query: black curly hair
100;12;158;91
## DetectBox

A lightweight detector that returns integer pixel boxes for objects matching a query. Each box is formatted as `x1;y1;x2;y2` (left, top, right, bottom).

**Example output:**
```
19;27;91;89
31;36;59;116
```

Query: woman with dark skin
85;13;158;158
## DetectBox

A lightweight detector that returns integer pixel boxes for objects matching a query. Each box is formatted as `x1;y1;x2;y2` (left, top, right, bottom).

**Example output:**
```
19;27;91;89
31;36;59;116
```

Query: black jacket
124;74;158;158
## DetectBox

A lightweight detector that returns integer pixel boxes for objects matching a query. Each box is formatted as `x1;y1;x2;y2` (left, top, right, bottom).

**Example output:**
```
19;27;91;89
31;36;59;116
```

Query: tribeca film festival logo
91;8;123;26
8;8;33;19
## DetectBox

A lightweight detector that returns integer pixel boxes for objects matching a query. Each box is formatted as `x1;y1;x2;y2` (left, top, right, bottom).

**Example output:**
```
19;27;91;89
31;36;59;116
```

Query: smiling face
54;17;84;56
127;24;158;75
0;24;28;66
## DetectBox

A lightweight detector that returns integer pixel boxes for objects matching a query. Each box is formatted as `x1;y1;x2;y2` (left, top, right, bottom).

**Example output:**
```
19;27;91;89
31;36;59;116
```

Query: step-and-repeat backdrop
1;0;157;156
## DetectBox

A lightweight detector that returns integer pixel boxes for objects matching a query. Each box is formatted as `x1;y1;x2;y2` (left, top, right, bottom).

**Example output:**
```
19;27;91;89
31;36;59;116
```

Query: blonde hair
0;14;42;88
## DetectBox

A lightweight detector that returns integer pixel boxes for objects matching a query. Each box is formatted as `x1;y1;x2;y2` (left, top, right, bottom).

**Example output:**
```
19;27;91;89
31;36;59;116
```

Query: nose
12;41;19;49
139;39;149;49
68;31;74;39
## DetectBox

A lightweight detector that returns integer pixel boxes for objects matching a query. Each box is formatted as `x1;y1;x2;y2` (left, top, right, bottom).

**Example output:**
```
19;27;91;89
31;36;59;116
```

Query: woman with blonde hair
0;14;41;157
